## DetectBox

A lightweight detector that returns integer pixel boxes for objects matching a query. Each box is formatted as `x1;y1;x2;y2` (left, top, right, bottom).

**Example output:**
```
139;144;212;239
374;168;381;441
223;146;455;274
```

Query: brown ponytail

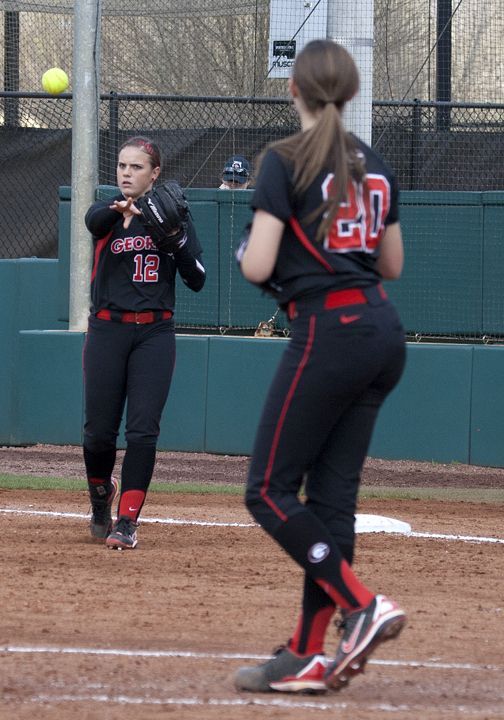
267;40;366;241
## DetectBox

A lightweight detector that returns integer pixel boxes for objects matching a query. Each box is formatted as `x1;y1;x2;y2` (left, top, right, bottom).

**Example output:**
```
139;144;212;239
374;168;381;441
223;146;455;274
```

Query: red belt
96;309;173;324
287;284;387;320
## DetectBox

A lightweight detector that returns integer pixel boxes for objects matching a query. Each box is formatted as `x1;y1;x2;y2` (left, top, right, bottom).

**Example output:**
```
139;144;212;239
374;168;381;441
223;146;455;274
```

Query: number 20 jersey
250;136;399;306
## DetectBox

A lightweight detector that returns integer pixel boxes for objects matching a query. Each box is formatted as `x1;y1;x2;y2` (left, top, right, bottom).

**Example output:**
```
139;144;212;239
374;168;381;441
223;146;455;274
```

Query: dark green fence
58;187;504;341
2;188;504;465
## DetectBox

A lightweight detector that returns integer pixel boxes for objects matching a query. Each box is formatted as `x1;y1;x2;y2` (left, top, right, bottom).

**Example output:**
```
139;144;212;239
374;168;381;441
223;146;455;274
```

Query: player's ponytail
268;40;365;241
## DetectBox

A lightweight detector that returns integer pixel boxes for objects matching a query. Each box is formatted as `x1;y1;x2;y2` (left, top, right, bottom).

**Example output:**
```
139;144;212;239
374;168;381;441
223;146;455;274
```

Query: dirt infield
1;446;503;719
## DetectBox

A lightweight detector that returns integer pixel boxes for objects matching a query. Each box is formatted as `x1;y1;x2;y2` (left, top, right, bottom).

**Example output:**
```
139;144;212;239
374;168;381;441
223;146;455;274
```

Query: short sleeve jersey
251;136;399;306
85;194;203;314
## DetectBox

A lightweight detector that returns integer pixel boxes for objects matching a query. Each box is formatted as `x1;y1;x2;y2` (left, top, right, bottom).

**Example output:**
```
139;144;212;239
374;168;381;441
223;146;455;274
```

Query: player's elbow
376;223;404;280
378;261;403;280
183;273;206;292
241;253;275;284
242;264;272;284
192;277;206;292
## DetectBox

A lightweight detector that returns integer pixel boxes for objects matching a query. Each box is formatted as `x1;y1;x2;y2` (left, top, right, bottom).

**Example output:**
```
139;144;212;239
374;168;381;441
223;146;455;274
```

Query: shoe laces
336;607;360;634
114;515;136;535
271;644;288;657
336;607;365;641
334;611;346;632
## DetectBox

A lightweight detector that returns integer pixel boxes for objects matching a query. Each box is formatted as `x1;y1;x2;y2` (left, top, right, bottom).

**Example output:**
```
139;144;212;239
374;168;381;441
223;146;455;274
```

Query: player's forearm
85;203;121;235
176;245;206;292
376;222;404;279
240;210;283;283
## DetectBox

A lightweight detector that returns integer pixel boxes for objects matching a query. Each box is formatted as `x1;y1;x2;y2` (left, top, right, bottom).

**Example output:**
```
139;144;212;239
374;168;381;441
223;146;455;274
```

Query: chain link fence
1;1;504;339
2;93;503;259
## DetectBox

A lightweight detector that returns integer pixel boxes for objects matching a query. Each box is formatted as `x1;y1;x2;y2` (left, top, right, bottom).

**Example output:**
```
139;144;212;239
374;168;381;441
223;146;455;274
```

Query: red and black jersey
251;136;399;306
85;194;205;314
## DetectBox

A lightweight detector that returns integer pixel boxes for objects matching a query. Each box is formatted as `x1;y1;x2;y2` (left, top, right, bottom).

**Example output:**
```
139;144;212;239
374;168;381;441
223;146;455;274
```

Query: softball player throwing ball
83;136;206;549
234;40;407;693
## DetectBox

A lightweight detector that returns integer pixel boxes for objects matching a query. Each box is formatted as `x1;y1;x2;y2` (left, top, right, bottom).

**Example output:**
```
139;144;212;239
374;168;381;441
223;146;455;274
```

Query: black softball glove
136;180;190;253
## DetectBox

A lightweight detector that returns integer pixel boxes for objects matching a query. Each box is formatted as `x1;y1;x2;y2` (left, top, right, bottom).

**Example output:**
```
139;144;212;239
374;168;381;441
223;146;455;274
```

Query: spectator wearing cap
219;155;251;189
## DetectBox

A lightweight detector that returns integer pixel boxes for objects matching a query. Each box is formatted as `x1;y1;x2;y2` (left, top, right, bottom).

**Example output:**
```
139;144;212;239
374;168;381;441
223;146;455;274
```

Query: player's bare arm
376;222;404;279
241;209;284;283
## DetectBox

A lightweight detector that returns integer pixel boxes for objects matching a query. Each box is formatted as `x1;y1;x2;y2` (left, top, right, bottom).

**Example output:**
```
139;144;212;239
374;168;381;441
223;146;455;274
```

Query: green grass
0;474;243;495
1;474;503;504
360;485;504;504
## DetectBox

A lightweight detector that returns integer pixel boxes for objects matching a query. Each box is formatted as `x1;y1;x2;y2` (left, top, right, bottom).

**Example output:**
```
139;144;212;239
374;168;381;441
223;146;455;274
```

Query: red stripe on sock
289;604;335;655
315;560;374;610
340;559;374;608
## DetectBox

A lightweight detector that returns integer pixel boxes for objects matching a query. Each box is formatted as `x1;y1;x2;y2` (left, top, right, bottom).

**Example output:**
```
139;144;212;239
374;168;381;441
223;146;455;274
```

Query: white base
355;513;411;535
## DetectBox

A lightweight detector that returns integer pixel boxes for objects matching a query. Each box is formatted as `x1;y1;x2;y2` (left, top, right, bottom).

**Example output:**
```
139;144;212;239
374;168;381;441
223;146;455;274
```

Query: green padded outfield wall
389;192;484;336
0;262;19;443
470;346;504;467
481;193;504;336
17;330;85;446
0;259;64;445
58;187;504;336
12;329;504;465
368;343;474;462
16;330;210;453
1;190;504;465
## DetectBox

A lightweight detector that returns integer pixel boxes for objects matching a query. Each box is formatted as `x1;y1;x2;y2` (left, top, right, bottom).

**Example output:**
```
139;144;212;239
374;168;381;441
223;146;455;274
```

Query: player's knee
83;434;116;454
124;431;158;446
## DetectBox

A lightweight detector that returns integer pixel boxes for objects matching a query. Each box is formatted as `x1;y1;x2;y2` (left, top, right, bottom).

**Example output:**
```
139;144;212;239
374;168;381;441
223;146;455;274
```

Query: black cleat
106;515;138;550
89;476;119;539
234;646;328;693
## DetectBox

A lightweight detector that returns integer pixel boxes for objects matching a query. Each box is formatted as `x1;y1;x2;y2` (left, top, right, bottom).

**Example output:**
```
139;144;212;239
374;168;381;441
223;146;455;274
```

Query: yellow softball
41;67;69;95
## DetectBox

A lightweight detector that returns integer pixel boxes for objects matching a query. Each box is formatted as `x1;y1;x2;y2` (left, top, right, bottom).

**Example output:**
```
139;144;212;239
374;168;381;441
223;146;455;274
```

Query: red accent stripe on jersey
260;314;316;521
289;217;335;273
91;231;113;283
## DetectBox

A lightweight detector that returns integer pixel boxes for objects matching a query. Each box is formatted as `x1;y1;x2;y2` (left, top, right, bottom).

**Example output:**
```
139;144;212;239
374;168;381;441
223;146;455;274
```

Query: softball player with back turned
83;136;206;549
234;40;407;693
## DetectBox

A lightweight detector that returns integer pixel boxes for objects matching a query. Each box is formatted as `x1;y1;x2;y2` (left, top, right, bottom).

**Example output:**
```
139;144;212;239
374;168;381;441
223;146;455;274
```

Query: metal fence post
411;99;422;190
69;0;101;332
107;91;119;185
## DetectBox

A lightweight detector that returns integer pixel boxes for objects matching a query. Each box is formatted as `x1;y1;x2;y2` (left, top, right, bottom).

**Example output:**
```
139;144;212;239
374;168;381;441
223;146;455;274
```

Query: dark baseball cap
222;155;251;184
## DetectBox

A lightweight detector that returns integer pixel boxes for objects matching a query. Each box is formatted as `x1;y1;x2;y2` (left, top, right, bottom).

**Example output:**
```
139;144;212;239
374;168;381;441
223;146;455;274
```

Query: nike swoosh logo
341;613;366;654
340;314;362;325
128;507;137;512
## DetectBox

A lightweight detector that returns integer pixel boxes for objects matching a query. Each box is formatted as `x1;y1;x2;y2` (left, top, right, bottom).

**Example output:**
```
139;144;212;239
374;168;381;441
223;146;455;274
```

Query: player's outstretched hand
109;196;141;229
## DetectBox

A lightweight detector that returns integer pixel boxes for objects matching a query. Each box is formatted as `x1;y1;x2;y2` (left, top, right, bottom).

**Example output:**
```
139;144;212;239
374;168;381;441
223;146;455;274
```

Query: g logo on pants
308;542;330;563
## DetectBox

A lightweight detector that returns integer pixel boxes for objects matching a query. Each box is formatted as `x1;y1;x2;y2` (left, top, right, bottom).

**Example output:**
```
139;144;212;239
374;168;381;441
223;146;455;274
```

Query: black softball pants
83;315;176;487
245;292;406;607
